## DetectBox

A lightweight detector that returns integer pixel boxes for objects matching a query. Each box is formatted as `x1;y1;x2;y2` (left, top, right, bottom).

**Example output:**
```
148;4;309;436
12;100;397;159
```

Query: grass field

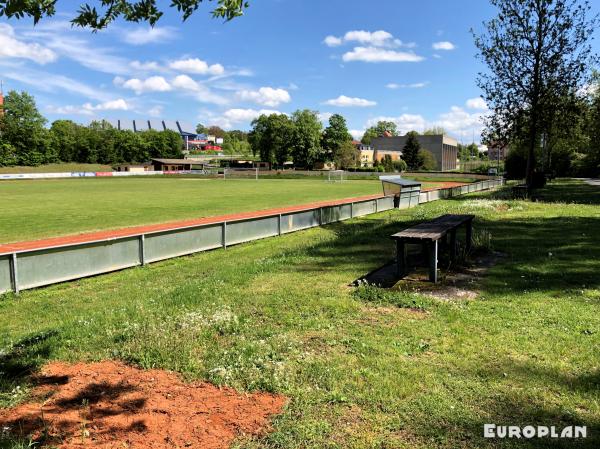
1;180;598;448
0;178;385;244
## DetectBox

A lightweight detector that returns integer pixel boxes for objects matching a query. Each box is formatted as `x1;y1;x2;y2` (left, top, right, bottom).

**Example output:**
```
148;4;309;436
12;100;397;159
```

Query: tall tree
248;114;293;166
402;131;421;170
473;0;598;187
290;109;323;168
322;114;352;161
0;90;52;165
361;121;398;144
0;0;248;30
196;123;208;134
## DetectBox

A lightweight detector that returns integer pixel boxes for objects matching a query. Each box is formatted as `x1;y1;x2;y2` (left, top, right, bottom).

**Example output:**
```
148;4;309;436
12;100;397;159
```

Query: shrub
418;149;437;171
504;149;527;179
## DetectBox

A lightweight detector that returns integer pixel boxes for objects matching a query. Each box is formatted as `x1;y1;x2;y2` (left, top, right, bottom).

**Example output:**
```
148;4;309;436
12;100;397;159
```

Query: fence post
10;253;19;294
350;202;354;218
139;234;146;265
278;214;282;235
222;221;227;249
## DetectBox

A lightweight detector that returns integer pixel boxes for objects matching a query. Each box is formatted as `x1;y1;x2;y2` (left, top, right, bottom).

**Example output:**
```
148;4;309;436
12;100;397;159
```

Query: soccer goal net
223;167;260;180
327;170;345;183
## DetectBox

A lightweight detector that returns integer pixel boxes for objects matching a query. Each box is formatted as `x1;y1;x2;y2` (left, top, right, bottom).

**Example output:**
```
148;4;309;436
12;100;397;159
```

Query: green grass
1;179;599;448
0;163;112;173
0;178;382;243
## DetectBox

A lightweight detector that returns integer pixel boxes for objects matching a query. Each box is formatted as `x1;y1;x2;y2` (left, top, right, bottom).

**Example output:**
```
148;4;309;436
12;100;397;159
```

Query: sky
0;0;598;144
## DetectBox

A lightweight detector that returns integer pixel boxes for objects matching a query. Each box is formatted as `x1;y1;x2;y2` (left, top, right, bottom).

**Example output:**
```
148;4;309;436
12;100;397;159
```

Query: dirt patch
396;251;506;301
0;360;286;449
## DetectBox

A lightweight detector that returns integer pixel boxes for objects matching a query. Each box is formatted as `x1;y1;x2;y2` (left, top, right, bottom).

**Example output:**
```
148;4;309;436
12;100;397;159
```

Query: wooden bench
390;214;475;283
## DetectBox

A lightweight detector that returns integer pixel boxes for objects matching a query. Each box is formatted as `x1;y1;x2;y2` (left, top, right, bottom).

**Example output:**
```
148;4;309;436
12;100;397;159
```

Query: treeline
0;91;183;167
504;74;600;179
247;111;438;170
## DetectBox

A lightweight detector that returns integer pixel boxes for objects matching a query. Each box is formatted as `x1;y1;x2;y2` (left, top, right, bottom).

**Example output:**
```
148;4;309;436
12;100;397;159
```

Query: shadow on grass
468;179;600;205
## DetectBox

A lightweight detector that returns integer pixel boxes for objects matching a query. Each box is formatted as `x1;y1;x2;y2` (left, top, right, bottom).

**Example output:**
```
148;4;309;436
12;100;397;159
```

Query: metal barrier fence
0;179;503;294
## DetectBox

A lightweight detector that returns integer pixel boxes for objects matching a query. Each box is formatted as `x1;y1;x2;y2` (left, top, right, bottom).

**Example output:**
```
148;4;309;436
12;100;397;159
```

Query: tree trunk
526;116;537;188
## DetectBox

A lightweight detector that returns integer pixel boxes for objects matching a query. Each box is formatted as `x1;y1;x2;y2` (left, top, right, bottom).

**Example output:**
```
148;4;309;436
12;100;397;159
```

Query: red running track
0;183;467;255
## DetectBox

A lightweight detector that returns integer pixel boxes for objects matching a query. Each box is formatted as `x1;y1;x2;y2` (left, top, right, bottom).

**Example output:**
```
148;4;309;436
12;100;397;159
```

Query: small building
353;141;374;167
151;158;205;171
371;134;459;171
113;163;152;172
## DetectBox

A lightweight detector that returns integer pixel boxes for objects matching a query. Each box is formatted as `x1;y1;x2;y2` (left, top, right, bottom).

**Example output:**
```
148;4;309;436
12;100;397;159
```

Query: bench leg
465;220;473;253
428;240;438;283
396;239;407;278
450;229;457;262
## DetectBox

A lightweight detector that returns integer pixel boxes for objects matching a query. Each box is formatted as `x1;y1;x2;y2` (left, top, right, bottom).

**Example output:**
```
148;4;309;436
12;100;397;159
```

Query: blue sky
0;0;598;143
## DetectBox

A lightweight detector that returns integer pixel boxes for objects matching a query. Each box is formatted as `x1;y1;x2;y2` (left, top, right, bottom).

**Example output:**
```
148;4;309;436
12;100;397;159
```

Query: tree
290;110;323;168
0;0;248;30
0;90;52;165
207;126;226;139
322;114;352;161
333;140;359;170
418;149;437;171
196;123;208;134
423;126;447;135
361;121;398;144
381;154;394;172
248;114;293;166
402;131;421;170
473;0;598;187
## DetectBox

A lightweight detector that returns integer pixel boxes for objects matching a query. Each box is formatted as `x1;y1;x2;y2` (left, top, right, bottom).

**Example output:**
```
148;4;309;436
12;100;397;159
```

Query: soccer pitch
0;177;386;244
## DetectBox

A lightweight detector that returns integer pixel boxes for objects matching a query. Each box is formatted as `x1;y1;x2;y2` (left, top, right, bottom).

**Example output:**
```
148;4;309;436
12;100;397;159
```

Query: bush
0;142;18;166
393;158;407;172
418;149;437;171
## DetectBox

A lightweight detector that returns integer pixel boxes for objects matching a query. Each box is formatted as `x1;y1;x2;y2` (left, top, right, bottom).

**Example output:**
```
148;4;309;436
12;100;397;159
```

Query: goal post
327;170;345;183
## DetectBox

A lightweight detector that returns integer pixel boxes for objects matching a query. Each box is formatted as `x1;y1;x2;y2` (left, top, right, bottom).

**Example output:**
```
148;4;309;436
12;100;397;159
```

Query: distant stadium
105;119;224;152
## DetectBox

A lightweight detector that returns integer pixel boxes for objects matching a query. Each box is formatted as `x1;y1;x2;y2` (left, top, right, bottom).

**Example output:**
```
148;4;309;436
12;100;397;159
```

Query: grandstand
104;119;222;152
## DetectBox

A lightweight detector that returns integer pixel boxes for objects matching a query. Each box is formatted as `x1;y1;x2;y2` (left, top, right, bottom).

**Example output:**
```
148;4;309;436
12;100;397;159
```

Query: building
353;141;374;167
370;134;458;171
151;158;205;171
113;163;152;172
104;119;222;153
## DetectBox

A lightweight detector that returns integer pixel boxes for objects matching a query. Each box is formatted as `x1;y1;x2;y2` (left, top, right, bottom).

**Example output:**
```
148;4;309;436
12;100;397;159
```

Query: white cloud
2;68;113;102
437;106;485;134
366;114;427;134
324;30;412;48
122;27;177;45
171;74;199;91
324;95;376;107
148;105;164;117
386;82;428;89
120;76;172;94
432;41;455;50
237;87;291;107
170;75;228;105
47;98;129;116
169;58;225;76
318;112;333;123
130;60;162;72
0;23;57;64
350;129;365;140
324;35;343;47
466;97;488;110
343;47;424;63
344;30;394;47
212;108;282;129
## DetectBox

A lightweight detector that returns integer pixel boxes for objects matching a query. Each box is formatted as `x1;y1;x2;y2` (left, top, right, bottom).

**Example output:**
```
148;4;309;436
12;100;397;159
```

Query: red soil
0;361;286;449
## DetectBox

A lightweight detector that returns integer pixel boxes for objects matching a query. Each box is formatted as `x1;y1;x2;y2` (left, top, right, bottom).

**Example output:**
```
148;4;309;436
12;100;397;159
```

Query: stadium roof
107;120;197;135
